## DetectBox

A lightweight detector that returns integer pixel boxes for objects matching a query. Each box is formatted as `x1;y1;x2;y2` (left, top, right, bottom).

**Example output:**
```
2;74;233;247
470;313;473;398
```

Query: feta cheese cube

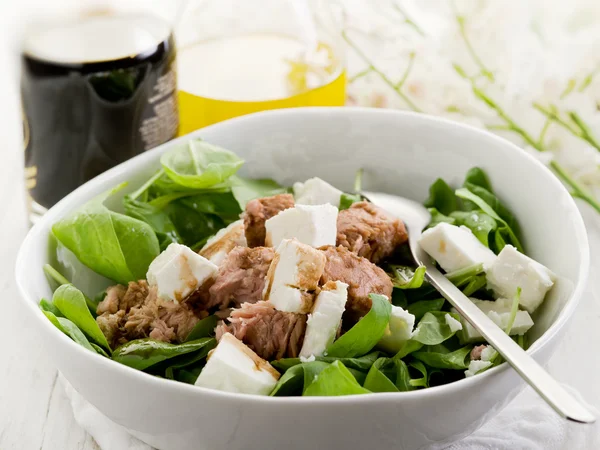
195;333;280;395
464;360;493;378
147;243;218;302
293;177;343;208
445;313;463;333
419;223;497;273
265;204;338;248
263;239;326;313
199;220;247;266
452;298;534;343
486;245;556;313
300;280;348;358
377;305;416;354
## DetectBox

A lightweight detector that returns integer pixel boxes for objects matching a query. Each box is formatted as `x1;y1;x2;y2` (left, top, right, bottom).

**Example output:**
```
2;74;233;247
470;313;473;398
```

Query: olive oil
177;33;346;134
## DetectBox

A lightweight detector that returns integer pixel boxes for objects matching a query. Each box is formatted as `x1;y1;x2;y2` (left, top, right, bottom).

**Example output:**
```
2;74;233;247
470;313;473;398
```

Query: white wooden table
1;11;600;449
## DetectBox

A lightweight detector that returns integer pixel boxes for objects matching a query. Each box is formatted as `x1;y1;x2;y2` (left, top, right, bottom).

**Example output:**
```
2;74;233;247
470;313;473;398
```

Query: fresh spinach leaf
52;184;160;284
413;345;472;370
428;208;456;227
393;359;413;391
166;201;225;248
179;192;242;221
173;365;204;384
424;179;457;215
162;339;217;376
39;298;63;317
407;298;446;321
411;311;462;346
161;140;244;189
43;264;98;313
229;176;287;209
301;361;332;393
449;211;497;247
408;361;429;388
339;193;363;210
456;187;523;253
326;294;392;358
464;182;521;237
392;339;424;359
123;196;181;250
112;338;215;371
303;361;370;396
463;167;493;192
391;289;408;308
52;284;111;351
91;343;110;357
505;287;522;335
390;265;426;289
272;352;380;373
363;358;399;393
270;364;305;396
43;310;96;353
184;315;219;342
461;275;487;296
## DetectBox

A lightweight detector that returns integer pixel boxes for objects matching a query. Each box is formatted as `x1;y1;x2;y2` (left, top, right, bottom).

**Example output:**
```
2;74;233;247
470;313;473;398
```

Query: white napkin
61;375;599;450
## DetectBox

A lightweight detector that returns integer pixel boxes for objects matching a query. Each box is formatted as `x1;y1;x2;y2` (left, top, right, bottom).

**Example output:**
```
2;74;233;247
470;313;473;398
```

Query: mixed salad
39;139;556;396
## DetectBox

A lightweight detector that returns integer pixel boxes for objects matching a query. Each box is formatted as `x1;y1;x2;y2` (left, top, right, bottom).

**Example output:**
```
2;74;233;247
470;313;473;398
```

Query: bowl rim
15;106;590;405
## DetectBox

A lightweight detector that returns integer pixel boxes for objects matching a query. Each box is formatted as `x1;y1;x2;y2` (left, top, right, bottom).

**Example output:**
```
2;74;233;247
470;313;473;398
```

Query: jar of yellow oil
175;0;346;134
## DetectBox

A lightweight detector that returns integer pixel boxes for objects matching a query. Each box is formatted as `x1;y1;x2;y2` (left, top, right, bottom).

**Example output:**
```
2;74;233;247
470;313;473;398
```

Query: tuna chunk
336;201;408;264
216;301;307;361
320;245;393;320
243;194;295;247
96;280;205;348
207;246;275;311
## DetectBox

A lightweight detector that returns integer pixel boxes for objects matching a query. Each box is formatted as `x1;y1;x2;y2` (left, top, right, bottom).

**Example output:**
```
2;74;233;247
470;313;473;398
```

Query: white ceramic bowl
16;108;589;450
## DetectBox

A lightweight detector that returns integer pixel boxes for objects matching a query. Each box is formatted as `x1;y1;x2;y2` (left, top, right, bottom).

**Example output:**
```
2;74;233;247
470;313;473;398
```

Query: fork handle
419;255;595;424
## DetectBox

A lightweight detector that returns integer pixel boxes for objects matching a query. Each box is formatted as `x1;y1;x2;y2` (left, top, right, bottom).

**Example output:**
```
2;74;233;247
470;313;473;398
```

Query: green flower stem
392;2;425;36
342;31;422;112
533;104;600;152
395;52;416;89
348;67;374;83
550;161;600;214
455;15;494;81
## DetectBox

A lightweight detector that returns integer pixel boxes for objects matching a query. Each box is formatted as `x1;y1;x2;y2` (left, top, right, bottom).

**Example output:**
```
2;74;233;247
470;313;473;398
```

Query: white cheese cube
445;313;463;333
265;204;338;248
377;305;415;354
464;360;493;378
452;298;534;344
268;284;315;314
263;239;326;313
293;177;343;208
195;333;280;395
300;280;348;358
486;245;556;313
419;223;497;273
199;220;247;266
146;243;218;302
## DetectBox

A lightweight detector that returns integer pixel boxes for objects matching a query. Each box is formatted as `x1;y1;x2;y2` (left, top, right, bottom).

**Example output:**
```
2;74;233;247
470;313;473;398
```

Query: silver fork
361;190;595;424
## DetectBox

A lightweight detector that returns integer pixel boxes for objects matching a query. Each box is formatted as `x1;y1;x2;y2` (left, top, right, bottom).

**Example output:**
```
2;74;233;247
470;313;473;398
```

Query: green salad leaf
163;339;217;380
363;358;399;393
449;210;497;247
272;351;380;373
339;192;363;210
392;339;424;359
161;140;244;189
165;201;225;249
179;192;241;221
391;265;426;289
43;309;97;353
407;298;446;321
463;167;493;192
408;361;430;388
52;183;160;284
455;188;523;253
113;338;215;371
411;311;462;346
229;176;287;209
424;179;457;215
270;364;305;396
184;315;219;342
303;361;370;396
39;298;63;317
43;264;98;313
326;294;392;358
428;208;456;227
123;196;181;250
413;344;472;370
52;284;111;351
